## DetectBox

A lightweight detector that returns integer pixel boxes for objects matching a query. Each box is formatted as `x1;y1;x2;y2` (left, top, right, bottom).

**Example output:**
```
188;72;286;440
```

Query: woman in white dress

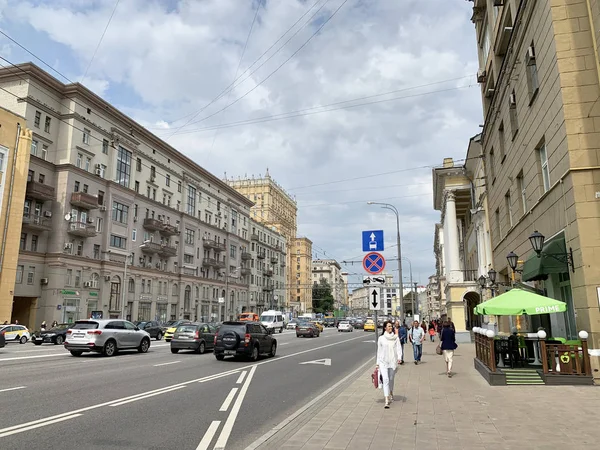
376;320;403;409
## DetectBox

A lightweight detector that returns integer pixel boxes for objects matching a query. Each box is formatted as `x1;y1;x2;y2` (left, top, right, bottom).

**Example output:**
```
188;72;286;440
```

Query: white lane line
218;388;238;412
244;357;373;450
214;365;257;450
153;361;181;367
109;386;185;407
0;386;26;393
279;343;289;346
151;343;171;348
236;371;247;384
0;353;67;362
198;371;240;383
0;414;82;438
196;420;221;450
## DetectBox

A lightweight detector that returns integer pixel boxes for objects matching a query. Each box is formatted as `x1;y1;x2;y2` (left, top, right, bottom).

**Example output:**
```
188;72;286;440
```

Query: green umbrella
474;288;567;316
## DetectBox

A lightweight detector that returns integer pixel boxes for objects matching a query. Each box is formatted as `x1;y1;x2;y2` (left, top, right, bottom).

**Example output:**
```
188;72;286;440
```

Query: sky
0;0;483;290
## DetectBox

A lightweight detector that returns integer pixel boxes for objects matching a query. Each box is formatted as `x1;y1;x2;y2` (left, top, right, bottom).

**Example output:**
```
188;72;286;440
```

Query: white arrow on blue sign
362;230;384;252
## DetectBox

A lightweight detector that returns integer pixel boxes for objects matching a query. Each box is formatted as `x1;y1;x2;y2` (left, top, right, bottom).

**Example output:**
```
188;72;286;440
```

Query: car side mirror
268;328;274;335
134;326;140;331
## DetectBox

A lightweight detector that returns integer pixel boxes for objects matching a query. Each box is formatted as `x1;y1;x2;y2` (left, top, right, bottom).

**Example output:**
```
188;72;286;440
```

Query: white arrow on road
370;232;376;242
299;358;331;366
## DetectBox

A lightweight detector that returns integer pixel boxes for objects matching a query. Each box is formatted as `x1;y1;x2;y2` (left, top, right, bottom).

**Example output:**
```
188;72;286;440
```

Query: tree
312;279;334;313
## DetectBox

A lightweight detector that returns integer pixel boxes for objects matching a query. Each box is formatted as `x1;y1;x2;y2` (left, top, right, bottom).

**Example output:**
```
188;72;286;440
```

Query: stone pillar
445;191;461;283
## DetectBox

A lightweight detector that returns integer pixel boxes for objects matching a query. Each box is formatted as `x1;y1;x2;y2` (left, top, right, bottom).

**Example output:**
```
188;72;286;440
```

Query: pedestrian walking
447;317;456;331
40;320;47;331
394;320;407;365
51;320;58;328
376;321;403;409
409;320;425;364
440;321;458;377
428;326;436;342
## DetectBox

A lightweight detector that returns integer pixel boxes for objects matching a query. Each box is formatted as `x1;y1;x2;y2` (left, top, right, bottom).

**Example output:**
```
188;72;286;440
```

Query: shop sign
157;296;168;302
88;291;98;297
61;290;80;296
139;295;152;301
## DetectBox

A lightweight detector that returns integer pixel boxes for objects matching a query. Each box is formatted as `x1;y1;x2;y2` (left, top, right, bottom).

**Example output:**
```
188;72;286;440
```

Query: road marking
0;353;67;362
362;340;375;343
151;343;171;348
214;365;257;449
300;358;331;366
0;414;82;438
244;357;373;450
153;361;181;367
0;333;365;438
0;386;26;393
279;343;289;345
219;388;238;412
236;371;247;384
109;386;185;406
196;420;221;450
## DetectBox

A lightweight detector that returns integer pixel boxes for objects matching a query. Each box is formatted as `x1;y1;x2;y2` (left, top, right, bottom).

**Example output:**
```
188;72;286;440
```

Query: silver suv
64;319;151;357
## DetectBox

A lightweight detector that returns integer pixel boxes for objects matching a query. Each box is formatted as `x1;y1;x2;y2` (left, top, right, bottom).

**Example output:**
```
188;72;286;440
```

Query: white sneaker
389;392;394;402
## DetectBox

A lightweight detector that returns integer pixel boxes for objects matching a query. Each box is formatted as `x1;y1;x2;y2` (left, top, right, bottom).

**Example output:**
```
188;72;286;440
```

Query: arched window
109;275;121;311
90;273;99;288
172;283;178;296
128;278;135;293
184;285;191;311
195;286;199;299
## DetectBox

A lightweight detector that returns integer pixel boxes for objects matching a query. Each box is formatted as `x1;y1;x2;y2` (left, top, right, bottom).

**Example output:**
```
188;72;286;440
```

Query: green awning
474;289;567;315
522;234;568;282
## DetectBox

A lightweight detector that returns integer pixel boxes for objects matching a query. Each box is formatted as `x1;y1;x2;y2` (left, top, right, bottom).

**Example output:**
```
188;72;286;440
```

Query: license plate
73;333;85;338
224;350;236;355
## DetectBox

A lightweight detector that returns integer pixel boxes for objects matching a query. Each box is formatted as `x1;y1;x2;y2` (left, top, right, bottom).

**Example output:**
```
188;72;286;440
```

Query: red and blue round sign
363;252;385;275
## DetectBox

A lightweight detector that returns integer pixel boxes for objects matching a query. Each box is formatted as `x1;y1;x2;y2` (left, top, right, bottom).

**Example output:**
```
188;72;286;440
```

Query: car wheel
250;345;259;361
171;348;179;354
19;335;27;344
70;350;83;357
103;339;117;357
215;354;225;361
34;341;42;346
55;335;64;345
197;341;206;354
138;338;150;353
156;332;163;341
268;342;277;357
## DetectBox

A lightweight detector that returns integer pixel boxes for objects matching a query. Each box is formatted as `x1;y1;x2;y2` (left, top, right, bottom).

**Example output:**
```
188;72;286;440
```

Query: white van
260;310;284;333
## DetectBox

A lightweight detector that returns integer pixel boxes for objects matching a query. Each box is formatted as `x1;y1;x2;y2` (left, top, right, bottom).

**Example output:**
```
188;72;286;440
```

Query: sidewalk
252;340;600;450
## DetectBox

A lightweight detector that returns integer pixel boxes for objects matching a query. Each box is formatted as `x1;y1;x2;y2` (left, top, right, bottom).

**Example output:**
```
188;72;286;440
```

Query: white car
0;325;31;344
337;321;353;332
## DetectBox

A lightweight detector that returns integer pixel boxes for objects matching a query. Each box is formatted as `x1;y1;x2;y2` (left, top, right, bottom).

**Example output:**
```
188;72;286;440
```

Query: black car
323;318;336;328
296;321;320;338
33;323;71;345
0;331;5;349
170;323;216;354
214;321;277;361
134;321;163;340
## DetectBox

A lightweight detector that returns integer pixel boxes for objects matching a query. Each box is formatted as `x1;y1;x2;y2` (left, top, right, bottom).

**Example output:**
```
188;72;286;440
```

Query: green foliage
312;279;334;313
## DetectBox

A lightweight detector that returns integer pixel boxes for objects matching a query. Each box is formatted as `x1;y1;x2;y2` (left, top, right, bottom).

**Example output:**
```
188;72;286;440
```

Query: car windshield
238;314;254;320
339;322;349;325
164;320;178;327
50;324;70;331
261;315;275;322
71;321;99;329
177;325;197;333
219;324;245;334
134;321;147;327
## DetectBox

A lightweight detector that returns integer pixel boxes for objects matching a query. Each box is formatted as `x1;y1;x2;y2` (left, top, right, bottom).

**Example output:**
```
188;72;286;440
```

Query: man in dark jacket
395;320;407;365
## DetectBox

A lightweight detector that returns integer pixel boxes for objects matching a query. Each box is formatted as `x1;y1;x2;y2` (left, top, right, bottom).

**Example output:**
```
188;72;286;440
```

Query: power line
298;192;431;209
81;0;120;83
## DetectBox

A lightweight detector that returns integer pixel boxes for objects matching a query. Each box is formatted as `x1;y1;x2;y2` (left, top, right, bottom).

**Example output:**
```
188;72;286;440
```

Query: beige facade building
0;107;32;325
350;286;369;316
311;259;347;309
225;172;297;308
468;0;600;378
294;236;312;314
0;62;290;325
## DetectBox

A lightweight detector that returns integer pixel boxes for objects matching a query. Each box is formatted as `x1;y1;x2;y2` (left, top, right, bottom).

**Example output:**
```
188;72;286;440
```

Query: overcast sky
0;0;482;290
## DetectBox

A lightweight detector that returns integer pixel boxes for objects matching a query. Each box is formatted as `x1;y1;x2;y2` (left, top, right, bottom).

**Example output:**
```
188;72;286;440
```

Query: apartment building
425;275;442;319
350;286;369;316
0;107;32;325
225;172;296;307
294;237;312;314
311;259;348;310
0;62;267;325
469;0;600;377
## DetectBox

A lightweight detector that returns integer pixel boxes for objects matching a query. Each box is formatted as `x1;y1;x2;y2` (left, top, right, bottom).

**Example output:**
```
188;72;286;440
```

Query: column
445;191;461;283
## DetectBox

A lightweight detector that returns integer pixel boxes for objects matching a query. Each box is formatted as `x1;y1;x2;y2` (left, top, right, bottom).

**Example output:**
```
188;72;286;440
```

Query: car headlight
46;333;56;337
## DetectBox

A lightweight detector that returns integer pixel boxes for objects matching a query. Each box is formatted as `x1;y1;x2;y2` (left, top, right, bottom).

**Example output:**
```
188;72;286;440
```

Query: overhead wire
81;0;120;83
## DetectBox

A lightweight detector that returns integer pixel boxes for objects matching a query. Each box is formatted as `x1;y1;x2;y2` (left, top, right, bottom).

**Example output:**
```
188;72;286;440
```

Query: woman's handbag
436;344;443;355
372;366;379;388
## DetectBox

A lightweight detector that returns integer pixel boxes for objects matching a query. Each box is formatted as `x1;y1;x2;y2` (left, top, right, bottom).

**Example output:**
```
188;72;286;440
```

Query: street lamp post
402;256;413;321
367;202;404;319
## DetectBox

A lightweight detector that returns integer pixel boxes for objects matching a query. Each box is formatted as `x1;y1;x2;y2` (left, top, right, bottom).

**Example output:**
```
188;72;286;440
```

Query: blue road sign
363;252;386;275
362;230;384;252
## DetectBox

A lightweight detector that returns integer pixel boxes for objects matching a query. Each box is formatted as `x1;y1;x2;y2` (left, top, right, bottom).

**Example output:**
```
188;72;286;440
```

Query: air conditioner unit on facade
99;205;107;211
104;275;111;281
146;263;152;268
84;281;92;288
476;69;486;83
509;92;517;107
44;211;52;218
64;243;73;250
133;216;138;222
87;217;94;224
493;0;504;6
526;46;535;62
95;168;102;176
485;88;495;98
40;278;49;285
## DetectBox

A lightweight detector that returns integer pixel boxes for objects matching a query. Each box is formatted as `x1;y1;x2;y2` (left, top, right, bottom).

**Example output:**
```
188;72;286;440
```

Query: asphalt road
0;327;376;450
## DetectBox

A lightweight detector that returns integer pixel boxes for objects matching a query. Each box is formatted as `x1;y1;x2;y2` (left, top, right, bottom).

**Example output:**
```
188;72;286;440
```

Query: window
498;122;505;163
135;181;140;193
31;235;38;252
488;147;495;182
150;166;156;180
495;208;502;240
185;228;195;245
82;184;88;193
166;174;170;187
102;139;109;154
132;228;137;242
116;146;132;187
97;190;104;205
526;43;539;102
27;266;35;284
539;142;550;192
129;278;135;293
16;265;24;283
509;90;518;138
96;217;103;233
187;185;196;215
75;270;81;287
184;254;194;264
20;232;26;251
230;244;236;258
505;190;513;229
31;139;38;156
178;181;182;193
100;164;107;178
109;281;121;311
85;157;91;172
28;170;33;182
481;23;490;65
34;111;41;128
110;234;127;249
41;145;48;160
136;158;142;172
172;283;179;296
517;171;526;215
76;153;82;168
93;244;101;259
112;201;129;223
74;181;80;192
44;116;51;133
83;128;90;144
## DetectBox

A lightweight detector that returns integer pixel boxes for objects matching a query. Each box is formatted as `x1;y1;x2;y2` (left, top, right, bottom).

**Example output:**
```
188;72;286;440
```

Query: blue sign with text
362;230;384;252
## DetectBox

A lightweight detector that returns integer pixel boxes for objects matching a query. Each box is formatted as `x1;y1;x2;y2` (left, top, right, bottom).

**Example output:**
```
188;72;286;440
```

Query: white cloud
1;0;483;286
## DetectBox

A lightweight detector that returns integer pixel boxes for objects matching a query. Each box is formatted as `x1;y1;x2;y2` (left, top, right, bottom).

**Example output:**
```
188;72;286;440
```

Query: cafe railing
474;329;496;373
540;336;592;376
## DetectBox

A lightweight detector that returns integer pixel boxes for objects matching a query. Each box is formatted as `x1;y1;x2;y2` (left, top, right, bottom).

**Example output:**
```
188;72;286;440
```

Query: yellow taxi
162;320;192;342
310;320;324;332
0;324;31;343
363;319;376;332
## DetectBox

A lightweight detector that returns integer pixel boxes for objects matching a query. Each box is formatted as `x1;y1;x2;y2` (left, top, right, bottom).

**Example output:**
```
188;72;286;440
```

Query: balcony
202;257;218;267
143;218;165;232
158;244;177;257
161;223;179;236
70;192;99;210
181;267;197;276
263;285;273;292
251;233;259;241
263;269;273;277
270;256;278;264
67;221;97;237
202;238;226;252
280;260;286;267
257;251;265;260
214;260;226;269
26;181;55;202
22;213;52;231
241;267;252;276
140;241;162;254
241;251;252;261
